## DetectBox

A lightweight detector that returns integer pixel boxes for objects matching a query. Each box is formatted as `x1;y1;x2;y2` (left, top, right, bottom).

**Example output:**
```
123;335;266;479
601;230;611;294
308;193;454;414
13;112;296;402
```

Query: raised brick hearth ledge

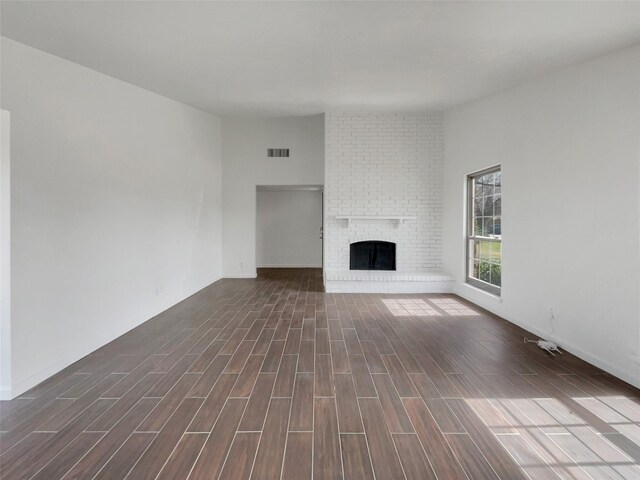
323;270;454;293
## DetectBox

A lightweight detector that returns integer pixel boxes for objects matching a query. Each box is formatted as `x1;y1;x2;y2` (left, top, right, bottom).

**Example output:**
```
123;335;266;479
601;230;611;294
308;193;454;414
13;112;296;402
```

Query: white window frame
466;165;501;296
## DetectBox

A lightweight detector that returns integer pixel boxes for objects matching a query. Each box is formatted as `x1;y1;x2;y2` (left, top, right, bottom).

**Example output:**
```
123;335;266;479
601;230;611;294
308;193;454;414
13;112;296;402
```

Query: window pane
474;198;482;218
474;217;483;237
483;218;493;237
479;261;491;282
482;173;494;193
480;240;491;260
491;241;501;264
494;195;501;217
491;263;501;287
483;182;494;198
483;196;494;216
493;217;501;237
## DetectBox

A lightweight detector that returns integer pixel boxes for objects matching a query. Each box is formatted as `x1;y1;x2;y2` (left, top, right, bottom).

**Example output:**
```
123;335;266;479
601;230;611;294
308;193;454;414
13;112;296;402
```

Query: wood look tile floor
1;268;640;479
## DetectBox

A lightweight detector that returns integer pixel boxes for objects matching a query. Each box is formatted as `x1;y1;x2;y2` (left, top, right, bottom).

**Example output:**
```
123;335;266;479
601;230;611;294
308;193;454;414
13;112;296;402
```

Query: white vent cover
267;148;290;157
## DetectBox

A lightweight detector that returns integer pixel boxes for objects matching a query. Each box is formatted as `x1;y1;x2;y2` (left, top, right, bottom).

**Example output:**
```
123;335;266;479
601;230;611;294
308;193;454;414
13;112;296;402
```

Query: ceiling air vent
267;148;290;158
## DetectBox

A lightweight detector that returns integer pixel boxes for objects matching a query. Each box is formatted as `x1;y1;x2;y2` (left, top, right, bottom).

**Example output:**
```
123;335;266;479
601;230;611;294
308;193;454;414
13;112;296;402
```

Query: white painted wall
324;113;444;273
256;189;323;268
221;116;324;277
1;109;11;399
443;45;640;388
1;39;223;398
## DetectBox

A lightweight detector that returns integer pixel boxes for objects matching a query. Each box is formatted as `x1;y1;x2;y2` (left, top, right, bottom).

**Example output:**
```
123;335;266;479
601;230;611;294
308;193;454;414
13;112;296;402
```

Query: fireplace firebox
350;241;396;271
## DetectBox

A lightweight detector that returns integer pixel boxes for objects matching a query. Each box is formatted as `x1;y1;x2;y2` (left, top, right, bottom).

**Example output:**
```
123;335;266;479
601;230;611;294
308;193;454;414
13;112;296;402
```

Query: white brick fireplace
323;112;453;293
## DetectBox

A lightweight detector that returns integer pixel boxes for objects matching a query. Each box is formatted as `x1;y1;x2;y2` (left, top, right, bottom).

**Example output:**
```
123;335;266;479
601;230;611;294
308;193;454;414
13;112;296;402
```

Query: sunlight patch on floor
429;297;478;316
465;394;640;479
381;298;442;317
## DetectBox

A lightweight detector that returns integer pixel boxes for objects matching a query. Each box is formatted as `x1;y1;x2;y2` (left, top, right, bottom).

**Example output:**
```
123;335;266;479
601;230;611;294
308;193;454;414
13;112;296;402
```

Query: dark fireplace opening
350;241;396;271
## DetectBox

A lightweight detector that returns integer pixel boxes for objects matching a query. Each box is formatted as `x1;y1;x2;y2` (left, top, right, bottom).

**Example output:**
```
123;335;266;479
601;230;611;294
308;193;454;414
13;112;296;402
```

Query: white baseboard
224;273;257;279
7;275;224;399
10;344;104;398
0;385;12;400
257;264;322;268
547;335;640;390
454;283;640;390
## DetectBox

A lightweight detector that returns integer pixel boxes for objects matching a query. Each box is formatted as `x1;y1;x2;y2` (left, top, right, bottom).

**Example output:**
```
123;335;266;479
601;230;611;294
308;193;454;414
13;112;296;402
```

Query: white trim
256;264;322;268
224;273;258;279
462;281;503;303
9;275;223;398
335;215;416;228
256;184;323;192
0;387;11;401
10;343;105;398
454;282;640;390
1;110;11;399
547;336;640;390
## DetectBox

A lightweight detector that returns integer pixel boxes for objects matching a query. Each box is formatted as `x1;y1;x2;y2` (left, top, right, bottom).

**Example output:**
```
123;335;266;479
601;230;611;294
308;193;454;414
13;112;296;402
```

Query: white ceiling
2;1;640;117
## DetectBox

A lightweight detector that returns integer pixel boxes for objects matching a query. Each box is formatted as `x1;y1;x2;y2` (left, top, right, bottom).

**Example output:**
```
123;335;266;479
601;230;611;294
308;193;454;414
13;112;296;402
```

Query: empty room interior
1;1;640;479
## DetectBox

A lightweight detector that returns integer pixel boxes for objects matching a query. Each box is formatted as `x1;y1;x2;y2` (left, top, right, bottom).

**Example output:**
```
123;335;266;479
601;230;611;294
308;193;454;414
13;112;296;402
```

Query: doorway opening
256;185;323;271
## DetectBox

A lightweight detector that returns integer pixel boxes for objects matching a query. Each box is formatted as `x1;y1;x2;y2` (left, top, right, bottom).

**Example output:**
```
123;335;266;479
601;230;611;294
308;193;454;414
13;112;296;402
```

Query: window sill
465;279;501;299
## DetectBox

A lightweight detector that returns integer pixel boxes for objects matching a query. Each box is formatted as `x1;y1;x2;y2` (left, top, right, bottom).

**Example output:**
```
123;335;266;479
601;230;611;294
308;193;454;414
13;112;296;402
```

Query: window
467;166;501;295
